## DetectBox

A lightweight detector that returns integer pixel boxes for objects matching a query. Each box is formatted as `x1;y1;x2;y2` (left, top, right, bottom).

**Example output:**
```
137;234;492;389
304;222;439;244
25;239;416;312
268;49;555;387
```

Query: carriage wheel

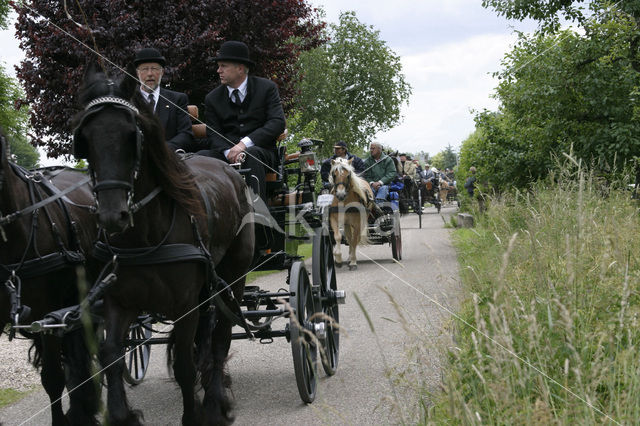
123;321;152;385
312;229;340;376
290;261;318;403
417;188;423;229
391;212;402;261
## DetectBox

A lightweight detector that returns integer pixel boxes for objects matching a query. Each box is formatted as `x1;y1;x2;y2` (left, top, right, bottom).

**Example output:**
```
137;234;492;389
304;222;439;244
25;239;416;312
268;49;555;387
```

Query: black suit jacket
204;76;285;155
156;88;194;150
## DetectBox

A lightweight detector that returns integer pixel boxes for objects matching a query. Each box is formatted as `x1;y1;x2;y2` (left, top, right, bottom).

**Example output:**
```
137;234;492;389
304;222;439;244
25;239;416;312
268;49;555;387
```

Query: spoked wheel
289;261;318;403
391;212;402;261
312;228;341;376
417;188;423;229
123;320;152;385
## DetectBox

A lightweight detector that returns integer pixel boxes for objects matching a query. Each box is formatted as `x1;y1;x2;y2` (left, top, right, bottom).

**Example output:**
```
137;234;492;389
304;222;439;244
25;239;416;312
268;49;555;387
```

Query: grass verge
0;388;30;409
246;243;312;283
410;160;640;423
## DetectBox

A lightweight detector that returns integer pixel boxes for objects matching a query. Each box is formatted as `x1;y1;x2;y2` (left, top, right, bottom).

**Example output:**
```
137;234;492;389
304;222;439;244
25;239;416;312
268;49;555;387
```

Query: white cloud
375;33;515;156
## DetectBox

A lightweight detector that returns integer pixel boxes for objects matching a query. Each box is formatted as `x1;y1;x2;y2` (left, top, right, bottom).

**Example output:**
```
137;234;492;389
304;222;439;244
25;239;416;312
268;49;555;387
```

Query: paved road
0;205;462;425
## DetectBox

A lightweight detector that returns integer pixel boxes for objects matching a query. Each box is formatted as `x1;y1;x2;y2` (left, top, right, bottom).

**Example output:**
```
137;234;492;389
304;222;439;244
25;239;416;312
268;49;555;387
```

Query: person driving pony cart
362;142;398;208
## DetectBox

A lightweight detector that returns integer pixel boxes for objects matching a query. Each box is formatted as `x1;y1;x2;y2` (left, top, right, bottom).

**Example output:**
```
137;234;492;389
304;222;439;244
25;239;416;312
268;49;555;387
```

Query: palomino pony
72;65;254;425
0;128;100;425
328;158;372;270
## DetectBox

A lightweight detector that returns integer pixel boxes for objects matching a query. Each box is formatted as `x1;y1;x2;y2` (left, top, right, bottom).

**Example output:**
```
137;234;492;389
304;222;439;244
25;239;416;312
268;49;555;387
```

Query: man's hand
371;181;381;190
227;141;247;163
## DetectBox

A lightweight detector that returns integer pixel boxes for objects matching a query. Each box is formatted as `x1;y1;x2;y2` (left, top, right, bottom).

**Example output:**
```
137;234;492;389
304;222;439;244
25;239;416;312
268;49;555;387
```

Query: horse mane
130;95;204;218
329;158;369;203
76;65;203;218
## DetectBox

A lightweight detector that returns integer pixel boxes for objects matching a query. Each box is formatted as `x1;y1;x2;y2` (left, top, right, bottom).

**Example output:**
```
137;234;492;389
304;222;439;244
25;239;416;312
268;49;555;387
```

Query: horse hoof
348;265;357;271
336;262;343;268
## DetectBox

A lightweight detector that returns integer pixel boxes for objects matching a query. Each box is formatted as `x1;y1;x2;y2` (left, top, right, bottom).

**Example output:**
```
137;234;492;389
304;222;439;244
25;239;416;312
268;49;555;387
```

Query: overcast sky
308;0;538;157
0;1;538;163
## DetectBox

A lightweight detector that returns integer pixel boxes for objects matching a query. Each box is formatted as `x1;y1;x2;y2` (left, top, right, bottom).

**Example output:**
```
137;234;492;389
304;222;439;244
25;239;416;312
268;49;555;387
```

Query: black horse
72;65;254;425
0;128;100;424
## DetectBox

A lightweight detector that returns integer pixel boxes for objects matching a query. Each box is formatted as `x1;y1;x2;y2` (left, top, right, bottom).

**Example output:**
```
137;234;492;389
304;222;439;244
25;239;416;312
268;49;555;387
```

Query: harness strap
0;166;91;226
0;251;85;281
93;241;209;266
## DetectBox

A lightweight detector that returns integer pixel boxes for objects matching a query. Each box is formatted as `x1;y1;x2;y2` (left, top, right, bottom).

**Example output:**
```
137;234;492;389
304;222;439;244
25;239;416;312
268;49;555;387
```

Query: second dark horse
73;65;254;425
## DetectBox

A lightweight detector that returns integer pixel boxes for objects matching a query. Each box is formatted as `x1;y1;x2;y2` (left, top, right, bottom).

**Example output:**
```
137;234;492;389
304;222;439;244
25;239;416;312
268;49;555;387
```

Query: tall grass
416;159;640;424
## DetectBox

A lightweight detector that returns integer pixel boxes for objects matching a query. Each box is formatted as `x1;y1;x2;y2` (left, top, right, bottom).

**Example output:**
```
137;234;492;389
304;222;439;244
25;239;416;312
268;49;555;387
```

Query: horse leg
330;213;343;267
346;218;360;270
101;303;141;426
38;335;66;426
63;328;100;425
171;312;199;426
203;311;235;426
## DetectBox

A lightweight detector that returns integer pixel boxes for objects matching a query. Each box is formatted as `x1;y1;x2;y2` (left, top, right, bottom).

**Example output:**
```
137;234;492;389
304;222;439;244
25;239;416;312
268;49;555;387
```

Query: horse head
329;157;355;201
72;62;153;233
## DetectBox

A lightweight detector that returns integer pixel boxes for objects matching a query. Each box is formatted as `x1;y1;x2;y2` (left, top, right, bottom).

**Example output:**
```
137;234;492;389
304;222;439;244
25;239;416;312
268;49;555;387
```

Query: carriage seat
187;105;207;140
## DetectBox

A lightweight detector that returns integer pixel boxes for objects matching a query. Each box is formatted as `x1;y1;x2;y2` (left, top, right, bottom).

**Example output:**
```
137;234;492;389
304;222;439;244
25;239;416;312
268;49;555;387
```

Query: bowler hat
133;48;166;67
213;41;255;67
333;141;348;149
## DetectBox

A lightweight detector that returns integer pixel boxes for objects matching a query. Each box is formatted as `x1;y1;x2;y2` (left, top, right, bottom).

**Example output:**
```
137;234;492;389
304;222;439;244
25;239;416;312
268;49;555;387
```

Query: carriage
2;73;343;424
325;158;402;270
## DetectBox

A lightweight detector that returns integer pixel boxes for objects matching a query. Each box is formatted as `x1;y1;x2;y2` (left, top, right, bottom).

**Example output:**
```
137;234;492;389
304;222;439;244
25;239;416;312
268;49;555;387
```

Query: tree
14;0;325;157
461;4;640;190
441;144;458;170
0;1;38;167
292;11;411;156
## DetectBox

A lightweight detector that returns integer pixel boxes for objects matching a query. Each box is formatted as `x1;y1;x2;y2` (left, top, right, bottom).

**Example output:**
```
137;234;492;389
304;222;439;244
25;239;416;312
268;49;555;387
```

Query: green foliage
292;11;411;157
0;63;38;168
460;8;640;191
0;0;9;29
415;159;640;423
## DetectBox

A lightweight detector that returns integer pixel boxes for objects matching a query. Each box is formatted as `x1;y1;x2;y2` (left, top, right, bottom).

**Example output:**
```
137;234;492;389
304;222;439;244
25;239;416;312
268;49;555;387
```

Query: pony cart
398;177;425;228
326;158;402;270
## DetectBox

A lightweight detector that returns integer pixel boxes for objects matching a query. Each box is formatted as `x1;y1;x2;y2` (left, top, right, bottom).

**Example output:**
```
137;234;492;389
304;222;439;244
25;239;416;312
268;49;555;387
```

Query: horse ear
120;63;139;101
347;157;353;165
331;159;336;165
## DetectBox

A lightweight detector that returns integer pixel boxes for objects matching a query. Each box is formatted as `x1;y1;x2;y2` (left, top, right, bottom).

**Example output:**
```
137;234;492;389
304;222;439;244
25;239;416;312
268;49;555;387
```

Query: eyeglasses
137;66;163;73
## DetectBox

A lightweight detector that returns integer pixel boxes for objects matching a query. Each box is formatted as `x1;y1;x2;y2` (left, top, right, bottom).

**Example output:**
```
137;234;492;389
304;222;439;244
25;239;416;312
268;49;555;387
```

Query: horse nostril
119;210;130;223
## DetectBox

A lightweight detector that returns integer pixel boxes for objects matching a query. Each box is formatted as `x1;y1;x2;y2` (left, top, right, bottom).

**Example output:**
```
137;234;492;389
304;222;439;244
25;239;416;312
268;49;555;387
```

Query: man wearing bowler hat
134;48;194;151
202;40;286;201
320;140;365;185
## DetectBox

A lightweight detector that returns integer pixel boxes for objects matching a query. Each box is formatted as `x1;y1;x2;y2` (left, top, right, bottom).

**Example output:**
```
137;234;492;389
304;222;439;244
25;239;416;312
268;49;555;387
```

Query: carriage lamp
297;138;318;173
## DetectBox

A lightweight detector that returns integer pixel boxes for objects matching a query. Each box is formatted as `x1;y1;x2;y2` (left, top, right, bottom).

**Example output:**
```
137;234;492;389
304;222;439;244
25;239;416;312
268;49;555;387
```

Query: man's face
217;61;246;88
370;144;381;159
334;146;346;157
399;155;407;162
136;62;163;93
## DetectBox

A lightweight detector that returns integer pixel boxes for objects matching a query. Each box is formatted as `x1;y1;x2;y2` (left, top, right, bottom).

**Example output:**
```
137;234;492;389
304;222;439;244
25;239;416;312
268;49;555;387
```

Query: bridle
72;93;161;224
331;167;352;194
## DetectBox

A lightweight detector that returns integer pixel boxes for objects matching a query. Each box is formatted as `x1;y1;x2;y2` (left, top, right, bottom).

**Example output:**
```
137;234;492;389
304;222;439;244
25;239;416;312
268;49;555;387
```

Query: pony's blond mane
329;158;370;203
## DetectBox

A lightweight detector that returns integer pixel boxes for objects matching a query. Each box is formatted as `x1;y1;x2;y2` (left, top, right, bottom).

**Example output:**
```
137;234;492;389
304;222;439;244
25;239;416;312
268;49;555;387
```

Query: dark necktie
148;93;155;110
232;89;242;106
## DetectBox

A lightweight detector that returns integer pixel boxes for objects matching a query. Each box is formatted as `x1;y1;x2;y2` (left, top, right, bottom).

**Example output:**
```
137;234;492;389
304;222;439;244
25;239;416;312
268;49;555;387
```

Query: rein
0;166;92;230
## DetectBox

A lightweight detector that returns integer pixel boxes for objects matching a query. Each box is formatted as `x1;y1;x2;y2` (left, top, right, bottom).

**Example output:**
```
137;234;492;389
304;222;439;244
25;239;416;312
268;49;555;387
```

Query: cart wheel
417;188;423;229
312;229;340;376
123;321;152;385
391;213;402;261
290;261;318;403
